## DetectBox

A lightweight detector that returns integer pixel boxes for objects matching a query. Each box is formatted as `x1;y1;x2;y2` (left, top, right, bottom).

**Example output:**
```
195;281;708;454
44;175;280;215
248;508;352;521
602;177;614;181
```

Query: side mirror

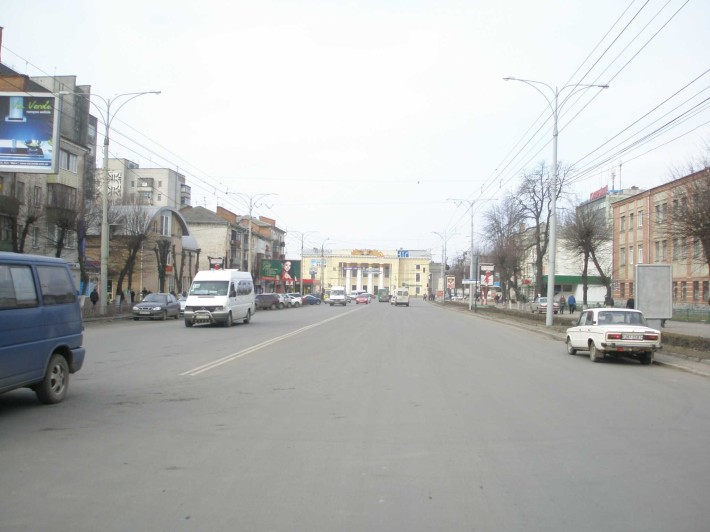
230;290;237;297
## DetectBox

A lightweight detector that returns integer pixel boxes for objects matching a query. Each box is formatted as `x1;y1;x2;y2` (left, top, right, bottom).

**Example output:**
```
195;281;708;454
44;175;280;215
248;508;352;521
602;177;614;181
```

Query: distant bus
377;288;390;302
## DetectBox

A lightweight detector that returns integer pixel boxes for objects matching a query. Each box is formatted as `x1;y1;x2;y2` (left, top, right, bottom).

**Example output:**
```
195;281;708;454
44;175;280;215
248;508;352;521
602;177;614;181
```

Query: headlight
132;306;139;311
152;306;162;311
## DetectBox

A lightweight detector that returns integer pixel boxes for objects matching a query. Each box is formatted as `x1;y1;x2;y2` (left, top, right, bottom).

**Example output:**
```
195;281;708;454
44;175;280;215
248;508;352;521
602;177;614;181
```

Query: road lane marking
180;309;358;376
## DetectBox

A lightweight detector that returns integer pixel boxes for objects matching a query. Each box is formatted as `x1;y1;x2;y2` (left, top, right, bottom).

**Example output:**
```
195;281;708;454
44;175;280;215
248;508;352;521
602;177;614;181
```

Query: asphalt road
1;299;710;531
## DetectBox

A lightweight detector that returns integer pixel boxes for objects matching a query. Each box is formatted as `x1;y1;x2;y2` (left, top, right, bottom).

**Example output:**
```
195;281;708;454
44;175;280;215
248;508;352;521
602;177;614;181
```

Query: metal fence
672;308;710;323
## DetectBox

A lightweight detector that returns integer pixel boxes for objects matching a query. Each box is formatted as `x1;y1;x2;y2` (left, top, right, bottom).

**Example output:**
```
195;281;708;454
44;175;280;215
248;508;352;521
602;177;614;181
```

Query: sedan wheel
639;352;654;365
566;337;576;355
162;310;168;321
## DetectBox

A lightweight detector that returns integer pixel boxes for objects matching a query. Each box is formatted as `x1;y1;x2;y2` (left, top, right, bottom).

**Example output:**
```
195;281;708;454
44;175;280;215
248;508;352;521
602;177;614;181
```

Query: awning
542;275;604;285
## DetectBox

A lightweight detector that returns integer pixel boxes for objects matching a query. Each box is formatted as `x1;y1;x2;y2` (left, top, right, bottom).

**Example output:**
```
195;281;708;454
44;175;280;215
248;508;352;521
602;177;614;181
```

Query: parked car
531;296;560;314
355;293;370;304
132;292;180;320
302;294;322;305
255;293;281;310
287;293;303;307
276;293;291;308
565;308;661;364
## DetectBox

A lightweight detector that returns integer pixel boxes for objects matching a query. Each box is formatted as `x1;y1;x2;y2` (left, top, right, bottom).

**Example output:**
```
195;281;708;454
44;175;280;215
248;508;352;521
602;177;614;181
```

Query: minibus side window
0;265;38;309
37;265;76;305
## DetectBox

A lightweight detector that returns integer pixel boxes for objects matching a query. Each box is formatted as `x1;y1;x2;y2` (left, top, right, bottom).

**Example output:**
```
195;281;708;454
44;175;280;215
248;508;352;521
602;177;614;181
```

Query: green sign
261;260;302;281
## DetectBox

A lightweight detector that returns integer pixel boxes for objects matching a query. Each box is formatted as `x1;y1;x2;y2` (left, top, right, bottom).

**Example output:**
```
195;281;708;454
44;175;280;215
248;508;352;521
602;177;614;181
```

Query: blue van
0;252;86;404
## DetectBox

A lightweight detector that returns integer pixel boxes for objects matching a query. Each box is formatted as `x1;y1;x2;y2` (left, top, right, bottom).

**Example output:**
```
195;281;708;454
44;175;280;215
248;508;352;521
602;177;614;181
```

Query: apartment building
612;169;710;307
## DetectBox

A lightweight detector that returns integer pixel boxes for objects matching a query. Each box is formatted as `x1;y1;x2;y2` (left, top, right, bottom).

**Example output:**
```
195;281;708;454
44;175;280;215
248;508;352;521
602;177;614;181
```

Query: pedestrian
626;297;634;309
130;289;136;303
89;287;99;310
567;294;576;314
559;295;566;314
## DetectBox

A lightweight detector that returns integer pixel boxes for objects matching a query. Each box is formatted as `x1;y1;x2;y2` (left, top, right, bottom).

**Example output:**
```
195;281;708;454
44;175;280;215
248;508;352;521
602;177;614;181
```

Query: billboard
0;92;60;173
261;260;302;284
480;263;495;286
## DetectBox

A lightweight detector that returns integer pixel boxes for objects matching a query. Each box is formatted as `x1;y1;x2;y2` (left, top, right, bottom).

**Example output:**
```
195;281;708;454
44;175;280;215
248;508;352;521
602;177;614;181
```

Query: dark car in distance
255;293;281;310
132;292;180;320
302;294;322;305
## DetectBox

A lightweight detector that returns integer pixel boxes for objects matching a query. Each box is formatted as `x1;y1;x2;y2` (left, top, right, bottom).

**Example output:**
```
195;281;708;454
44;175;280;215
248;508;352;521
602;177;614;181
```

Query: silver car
132;293;180;321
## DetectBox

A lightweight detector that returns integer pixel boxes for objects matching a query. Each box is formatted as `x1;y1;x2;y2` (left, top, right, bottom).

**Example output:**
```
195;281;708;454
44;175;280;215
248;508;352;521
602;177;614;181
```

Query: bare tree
560;205;612;306
484;195;526;301
668;168;710;272
114;203;153;302
9;176;45;253
516;161;573;293
154;238;172;293
45;183;79;258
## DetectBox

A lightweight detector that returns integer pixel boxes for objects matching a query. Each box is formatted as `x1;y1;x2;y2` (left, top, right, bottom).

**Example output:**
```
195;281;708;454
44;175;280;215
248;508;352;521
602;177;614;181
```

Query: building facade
301;247;431;296
611;169;710;307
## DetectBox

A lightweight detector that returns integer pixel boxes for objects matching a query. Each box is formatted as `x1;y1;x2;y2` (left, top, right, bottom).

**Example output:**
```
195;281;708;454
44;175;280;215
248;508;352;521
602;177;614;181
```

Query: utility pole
228;192;276;279
504;76;608;326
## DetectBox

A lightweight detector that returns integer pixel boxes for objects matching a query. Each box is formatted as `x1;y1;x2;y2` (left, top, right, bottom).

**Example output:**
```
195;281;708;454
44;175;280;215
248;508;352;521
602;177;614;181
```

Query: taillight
607;333;622;340
644;334;659;341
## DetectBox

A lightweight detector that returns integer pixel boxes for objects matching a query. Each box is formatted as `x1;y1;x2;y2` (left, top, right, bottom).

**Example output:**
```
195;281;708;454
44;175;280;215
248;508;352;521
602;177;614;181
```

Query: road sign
397;250;409;258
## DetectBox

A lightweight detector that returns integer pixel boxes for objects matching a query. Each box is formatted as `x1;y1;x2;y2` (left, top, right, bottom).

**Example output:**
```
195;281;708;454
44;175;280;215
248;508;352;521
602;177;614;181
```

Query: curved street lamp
504;77;608;326
63;90;161;314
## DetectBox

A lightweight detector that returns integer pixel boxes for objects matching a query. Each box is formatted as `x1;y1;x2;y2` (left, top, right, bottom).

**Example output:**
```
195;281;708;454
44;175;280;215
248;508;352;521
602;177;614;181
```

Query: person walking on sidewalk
567;294;576;314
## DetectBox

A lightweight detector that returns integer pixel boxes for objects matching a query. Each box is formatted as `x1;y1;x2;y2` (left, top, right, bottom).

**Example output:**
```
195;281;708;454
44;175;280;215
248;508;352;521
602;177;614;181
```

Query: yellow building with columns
301;247;431;296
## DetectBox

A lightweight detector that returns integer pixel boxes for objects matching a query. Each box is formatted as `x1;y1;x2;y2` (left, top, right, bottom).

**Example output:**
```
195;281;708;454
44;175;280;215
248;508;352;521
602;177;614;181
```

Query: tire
566;337;577;355
133;317;139;321
316;300;321;305
270;303;277;310
224;312;233;327
35;353;69;404
185;319;193;327
589;342;603;363
174;312;179;320
243;310;251;324
161;310;167;321
639;352;654;365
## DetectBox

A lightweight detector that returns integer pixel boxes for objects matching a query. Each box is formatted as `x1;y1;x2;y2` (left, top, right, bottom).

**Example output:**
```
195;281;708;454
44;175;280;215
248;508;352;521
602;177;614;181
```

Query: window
159;214;170;236
32;186;42;207
681;237;687;259
638;245;643;263
158;180;162;188
16;181;25;203
693;281;700;302
619;247;626;266
629;282;634;297
32;226;40;248
37;265;76;306
681;282;687;302
638;210;643;228
654;241;660;262
620;283;625;299
59;150;78;173
693;239;701;258
1;215;13;242
629;213;634;230
416;273;421;283
661;202;668;222
620;216;626;232
654;204;661;223
662;240;668;260
672;238;679;260
703;281;709;303
673;281;678;301
629;246;634;265
131;181;135;188
0;265;38;309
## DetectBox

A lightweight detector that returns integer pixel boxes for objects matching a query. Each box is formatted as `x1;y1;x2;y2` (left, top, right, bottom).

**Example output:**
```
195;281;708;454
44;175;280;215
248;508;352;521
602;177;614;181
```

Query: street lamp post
504;77;608;326
228;192;276;278
448;198;495;311
64;90;161;314
291;230;318;295
433;231;455;305
320;237;330;297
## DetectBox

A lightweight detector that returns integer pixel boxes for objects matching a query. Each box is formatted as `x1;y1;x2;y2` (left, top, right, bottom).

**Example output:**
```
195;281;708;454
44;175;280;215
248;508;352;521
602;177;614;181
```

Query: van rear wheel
35;353;69;404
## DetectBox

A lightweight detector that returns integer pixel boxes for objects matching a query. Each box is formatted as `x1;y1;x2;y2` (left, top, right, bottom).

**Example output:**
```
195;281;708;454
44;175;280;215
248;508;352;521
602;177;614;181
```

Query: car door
569;311;591;348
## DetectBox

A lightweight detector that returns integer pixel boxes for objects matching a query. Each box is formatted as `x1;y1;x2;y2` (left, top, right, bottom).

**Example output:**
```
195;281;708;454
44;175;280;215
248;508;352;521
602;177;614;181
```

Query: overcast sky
2;0;708;260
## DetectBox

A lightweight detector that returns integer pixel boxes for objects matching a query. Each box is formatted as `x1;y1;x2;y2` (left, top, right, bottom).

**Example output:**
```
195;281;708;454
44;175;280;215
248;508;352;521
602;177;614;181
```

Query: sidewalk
449;302;710;378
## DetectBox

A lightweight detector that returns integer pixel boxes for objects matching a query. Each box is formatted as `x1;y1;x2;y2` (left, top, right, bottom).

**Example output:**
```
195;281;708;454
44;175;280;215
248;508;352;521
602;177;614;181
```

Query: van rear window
37;265;77;305
0;265;39;309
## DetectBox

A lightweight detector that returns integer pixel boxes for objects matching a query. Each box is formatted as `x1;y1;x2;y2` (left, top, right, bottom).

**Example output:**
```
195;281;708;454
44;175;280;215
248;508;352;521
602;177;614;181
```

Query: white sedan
565;308;661;365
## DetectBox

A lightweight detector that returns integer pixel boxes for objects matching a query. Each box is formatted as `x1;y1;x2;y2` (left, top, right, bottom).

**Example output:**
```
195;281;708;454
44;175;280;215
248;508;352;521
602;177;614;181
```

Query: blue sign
397;250;409;258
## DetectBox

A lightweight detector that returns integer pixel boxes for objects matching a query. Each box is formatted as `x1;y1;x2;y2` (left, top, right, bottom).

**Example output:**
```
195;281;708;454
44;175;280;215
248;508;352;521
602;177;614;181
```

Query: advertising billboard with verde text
0;93;60;173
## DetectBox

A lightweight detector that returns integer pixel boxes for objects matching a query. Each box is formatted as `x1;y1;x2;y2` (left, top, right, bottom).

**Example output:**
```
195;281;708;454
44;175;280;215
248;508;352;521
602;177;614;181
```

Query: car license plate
140;311;150;315
623;334;643;340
